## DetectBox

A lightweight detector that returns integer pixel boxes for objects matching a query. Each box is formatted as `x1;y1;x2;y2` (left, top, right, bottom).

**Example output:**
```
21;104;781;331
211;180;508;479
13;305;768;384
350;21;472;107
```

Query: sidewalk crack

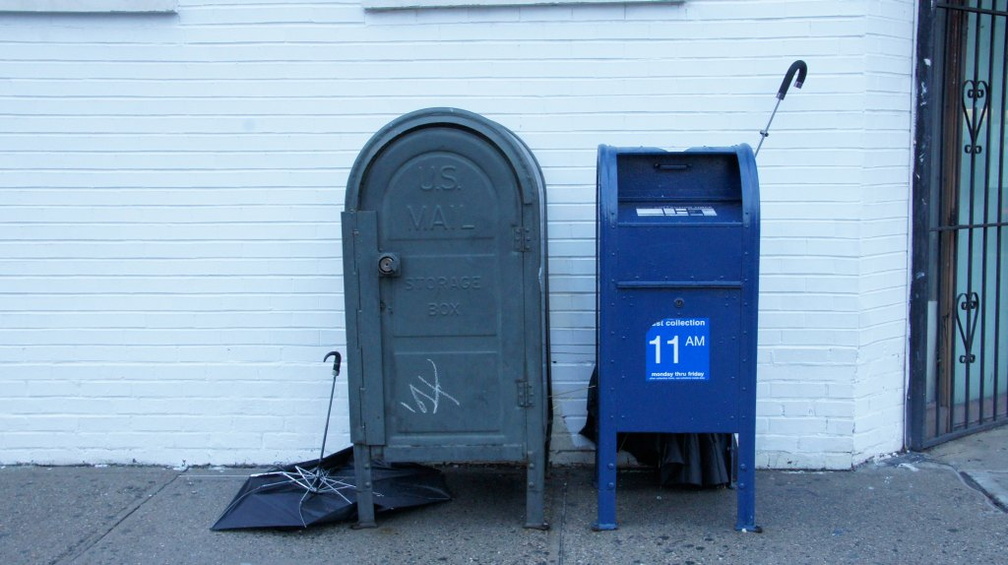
545;470;569;565
54;471;184;565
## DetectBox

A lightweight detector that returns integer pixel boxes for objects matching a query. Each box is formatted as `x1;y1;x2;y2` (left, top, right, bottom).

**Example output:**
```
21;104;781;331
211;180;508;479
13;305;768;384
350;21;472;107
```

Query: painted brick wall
0;0;914;467
752;0;915;469
850;0;916;463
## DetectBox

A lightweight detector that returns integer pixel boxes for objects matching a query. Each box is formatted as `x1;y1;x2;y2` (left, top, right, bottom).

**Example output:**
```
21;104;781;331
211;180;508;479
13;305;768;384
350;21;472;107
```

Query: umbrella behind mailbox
212;351;451;530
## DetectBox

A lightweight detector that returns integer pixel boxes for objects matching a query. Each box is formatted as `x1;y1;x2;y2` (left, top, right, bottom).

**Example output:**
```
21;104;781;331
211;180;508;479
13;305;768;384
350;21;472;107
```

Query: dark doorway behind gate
911;0;1008;449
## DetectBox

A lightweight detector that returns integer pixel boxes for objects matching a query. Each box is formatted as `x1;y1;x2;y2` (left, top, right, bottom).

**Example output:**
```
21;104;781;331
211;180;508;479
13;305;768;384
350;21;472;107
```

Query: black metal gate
910;0;1008;449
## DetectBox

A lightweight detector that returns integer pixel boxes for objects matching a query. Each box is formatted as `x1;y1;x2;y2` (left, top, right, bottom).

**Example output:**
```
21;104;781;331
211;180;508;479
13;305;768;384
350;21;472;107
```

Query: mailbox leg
593;428;618;530
734;431;761;533
353;443;377;529
524;449;548;530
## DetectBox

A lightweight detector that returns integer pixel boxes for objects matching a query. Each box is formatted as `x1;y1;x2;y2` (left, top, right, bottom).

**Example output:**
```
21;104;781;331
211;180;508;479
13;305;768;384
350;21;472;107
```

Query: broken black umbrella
211;351;450;530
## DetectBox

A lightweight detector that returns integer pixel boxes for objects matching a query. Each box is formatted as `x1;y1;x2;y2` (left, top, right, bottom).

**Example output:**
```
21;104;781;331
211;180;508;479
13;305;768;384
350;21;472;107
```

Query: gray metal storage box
342;108;550;529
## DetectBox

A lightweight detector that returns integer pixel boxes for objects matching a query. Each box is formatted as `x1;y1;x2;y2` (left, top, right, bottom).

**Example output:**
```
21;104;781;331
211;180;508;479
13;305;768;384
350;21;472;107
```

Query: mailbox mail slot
342;108;550;529
595;144;760;532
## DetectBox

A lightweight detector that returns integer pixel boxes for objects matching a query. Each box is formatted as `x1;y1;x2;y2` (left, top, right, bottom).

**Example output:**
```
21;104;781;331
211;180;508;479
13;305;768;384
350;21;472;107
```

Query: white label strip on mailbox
635;206;718;217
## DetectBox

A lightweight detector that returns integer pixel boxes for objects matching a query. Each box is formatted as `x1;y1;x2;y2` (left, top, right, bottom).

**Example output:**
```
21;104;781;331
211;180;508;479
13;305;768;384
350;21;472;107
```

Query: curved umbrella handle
756;59;809;157
316;350;342;473
324;350;341;376
776;60;807;100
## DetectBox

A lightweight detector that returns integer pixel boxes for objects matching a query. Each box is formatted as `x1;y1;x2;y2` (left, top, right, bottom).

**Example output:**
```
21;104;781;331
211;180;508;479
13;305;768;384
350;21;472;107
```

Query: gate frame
909;0;1008;449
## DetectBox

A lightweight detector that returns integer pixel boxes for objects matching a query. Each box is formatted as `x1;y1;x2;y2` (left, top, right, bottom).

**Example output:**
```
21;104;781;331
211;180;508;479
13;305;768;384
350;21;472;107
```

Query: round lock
377;253;400;276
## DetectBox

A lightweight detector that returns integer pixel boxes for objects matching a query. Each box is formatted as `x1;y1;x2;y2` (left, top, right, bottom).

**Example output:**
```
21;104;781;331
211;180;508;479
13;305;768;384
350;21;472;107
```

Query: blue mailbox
595;144;760;532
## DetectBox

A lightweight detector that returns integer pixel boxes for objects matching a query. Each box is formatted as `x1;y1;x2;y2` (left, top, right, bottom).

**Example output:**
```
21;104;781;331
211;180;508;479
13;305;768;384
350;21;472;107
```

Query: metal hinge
513;227;530;252
516;380;533;408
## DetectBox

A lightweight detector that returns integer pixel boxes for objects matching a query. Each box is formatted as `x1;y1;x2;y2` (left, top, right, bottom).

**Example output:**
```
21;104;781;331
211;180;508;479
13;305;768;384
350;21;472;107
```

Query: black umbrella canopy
214;351;451;531
212;447;451;531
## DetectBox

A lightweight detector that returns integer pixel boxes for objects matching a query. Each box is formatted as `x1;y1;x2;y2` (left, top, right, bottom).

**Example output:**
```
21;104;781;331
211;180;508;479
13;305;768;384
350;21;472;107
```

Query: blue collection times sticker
645;318;710;381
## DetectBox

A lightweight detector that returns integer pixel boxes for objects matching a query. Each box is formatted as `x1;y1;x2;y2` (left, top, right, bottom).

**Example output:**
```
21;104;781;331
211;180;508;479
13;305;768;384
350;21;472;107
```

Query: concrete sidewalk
3;427;1006;565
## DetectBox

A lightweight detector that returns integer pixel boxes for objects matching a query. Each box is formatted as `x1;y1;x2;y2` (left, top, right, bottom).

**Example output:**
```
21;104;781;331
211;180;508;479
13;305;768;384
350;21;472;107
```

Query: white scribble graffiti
400;358;461;415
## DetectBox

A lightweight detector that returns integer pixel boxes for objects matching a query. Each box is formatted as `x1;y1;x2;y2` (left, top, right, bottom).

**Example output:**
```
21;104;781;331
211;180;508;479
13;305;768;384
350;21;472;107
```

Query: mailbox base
352;442;549;530
593;429;758;532
523;448;549;530
733;431;759;533
353;444;378;529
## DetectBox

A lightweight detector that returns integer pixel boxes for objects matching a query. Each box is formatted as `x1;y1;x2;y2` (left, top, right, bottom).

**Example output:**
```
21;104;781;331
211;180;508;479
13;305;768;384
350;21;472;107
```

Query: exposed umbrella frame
211;351;451;531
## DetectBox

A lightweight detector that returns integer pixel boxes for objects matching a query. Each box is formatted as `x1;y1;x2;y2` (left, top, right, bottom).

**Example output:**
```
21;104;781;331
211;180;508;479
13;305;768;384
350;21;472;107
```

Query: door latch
378;253;401;277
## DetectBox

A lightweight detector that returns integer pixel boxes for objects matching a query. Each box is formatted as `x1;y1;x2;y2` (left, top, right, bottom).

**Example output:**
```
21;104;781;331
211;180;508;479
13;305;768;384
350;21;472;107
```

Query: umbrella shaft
319;370;338;468
755;98;783;157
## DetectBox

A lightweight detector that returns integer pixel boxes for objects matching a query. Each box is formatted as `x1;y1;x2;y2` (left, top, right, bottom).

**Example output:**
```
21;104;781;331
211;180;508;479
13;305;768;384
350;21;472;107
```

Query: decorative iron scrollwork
961;80;989;155
955;291;980;364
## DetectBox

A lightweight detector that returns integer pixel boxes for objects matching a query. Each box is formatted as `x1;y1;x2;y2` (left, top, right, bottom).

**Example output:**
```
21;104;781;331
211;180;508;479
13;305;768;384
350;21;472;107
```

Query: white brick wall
850;0;915;464
0;0;914;467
